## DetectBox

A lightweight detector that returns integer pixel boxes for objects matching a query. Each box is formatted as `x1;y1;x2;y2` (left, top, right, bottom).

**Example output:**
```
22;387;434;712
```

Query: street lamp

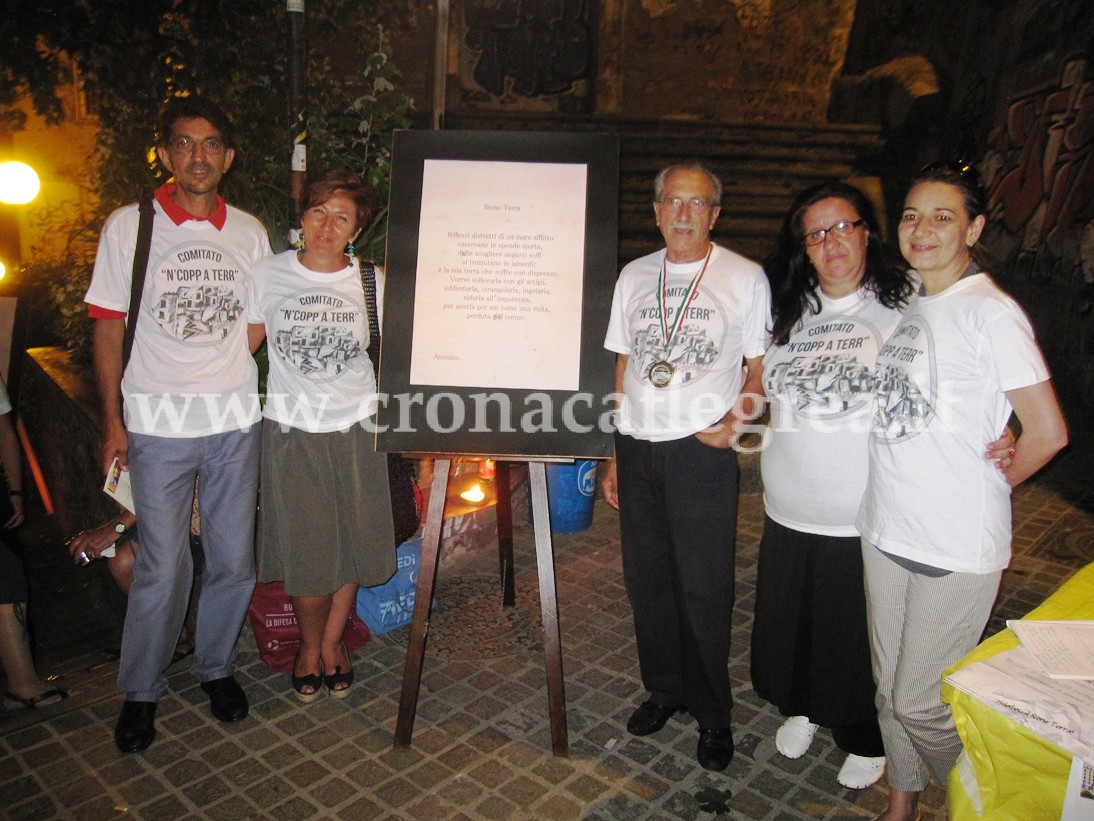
0;160;41;282
0;161;41;205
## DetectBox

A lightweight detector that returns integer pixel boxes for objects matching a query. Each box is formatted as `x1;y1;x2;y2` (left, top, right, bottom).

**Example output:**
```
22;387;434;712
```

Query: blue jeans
120;428;260;701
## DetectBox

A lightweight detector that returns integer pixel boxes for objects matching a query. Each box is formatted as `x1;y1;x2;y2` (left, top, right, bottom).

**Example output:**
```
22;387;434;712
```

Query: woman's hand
985;426;1017;472
1001;381;1069;487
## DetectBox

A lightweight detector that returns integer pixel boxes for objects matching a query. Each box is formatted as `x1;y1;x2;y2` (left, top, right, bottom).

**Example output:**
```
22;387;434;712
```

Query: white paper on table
944;646;1094;762
1009;620;1094;679
102;456;135;514
1062;757;1094;820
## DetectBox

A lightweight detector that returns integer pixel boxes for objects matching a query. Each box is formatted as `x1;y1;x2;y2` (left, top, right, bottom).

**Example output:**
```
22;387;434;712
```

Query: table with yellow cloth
942;561;1094;820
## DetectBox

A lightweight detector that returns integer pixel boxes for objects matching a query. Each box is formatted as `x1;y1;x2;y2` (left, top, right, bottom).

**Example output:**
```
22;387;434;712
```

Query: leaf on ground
695;786;733;814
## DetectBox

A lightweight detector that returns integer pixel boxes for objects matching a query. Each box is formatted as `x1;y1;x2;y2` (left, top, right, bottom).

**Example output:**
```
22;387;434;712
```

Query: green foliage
10;0;413;354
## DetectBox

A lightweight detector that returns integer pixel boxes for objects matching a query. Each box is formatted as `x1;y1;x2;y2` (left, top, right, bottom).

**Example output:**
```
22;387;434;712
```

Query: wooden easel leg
496;460;515;607
528;461;569;756
394;458;450;749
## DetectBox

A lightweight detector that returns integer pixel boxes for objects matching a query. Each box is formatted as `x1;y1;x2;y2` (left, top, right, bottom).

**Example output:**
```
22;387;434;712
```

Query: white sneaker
774;715;819;759
837;753;886;789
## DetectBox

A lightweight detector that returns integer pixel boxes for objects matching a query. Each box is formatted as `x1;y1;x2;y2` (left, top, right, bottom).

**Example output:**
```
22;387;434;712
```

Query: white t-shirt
762;288;904;536
604;244;770;441
85;199;271;437
247;251;384;432
857;273;1051;573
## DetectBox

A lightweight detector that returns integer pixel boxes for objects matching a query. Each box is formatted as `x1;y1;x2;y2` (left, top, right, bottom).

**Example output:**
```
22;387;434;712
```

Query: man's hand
696;356;767;449
101;419;129;476
695;416;734;449
601;458;620;510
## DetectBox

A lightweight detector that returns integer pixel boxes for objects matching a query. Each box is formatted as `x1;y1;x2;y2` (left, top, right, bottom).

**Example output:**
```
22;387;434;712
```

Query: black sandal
291;653;323;704
324;643;355;699
4;687;69;710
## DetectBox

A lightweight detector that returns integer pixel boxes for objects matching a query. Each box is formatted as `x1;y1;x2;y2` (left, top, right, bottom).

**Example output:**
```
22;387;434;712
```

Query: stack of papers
1009;621;1094;680
945;633;1094;762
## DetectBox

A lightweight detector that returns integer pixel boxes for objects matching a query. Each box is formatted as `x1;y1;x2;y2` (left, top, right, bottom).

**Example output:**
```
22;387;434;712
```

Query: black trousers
614;431;738;729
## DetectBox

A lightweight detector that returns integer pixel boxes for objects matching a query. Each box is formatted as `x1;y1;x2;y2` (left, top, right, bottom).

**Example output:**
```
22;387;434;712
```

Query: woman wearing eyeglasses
751;182;914;790
858;163;1067;821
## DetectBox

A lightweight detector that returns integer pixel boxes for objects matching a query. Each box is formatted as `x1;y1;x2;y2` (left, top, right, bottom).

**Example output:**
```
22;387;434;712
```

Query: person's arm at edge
0;409;24;527
93;317;128;475
1002;379;1068;487
600;354;627;510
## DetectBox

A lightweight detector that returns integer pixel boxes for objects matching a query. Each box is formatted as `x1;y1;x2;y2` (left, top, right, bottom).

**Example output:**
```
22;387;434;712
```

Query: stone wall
837;0;1094;415
387;0;858;124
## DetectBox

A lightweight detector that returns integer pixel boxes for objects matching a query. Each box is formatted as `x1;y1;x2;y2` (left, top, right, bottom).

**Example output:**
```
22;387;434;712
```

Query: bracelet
9;490;22;497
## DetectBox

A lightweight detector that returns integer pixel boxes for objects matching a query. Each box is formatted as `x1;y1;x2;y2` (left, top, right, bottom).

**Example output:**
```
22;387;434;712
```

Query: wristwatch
114;521;128;540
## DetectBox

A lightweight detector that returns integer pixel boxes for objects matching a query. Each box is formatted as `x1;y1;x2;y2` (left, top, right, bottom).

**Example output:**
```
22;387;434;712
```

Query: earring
345;241;356;257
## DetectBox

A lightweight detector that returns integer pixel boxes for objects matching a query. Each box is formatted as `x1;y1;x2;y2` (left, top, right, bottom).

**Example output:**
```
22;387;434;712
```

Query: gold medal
648;360;675;388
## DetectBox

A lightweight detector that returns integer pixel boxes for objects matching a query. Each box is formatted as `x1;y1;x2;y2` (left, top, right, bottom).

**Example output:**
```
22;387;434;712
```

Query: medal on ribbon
647;245;712;388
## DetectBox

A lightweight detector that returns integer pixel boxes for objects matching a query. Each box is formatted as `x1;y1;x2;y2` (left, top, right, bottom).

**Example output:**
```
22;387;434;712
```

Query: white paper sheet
1010;620;1094;679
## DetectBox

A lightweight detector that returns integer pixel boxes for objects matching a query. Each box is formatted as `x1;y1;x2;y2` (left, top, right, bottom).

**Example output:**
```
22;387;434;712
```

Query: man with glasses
602;163;770;771
86;95;271;753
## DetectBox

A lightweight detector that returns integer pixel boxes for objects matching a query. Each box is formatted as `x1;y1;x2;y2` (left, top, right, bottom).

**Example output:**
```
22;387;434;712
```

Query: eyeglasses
167;136;227;155
801;219;864;246
658;196;713;211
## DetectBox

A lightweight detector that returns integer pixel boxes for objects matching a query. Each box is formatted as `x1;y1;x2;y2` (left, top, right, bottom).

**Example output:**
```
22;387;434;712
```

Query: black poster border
376;130;619;459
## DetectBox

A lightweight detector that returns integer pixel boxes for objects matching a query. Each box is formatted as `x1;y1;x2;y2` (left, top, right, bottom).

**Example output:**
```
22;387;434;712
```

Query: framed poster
376;130;618;458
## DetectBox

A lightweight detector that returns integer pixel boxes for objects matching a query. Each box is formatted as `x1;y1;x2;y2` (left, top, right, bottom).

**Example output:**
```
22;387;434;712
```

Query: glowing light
0;260;6;281
459;483;486;503
0;161;41;205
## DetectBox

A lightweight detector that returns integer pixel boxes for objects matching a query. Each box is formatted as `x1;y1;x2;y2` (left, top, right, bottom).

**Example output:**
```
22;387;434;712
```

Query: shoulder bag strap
359;260;381;376
121;197;156;369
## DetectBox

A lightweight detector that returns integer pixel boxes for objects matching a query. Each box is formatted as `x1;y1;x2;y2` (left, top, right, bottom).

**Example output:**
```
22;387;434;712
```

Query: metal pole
432;0;450;130
287;0;307;247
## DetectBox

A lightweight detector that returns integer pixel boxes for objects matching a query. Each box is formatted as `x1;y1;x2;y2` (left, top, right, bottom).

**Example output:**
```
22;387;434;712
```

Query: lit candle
460;483;486;503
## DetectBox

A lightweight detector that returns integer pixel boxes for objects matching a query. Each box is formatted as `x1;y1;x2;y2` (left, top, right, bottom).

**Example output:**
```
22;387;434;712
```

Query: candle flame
459;483;486;503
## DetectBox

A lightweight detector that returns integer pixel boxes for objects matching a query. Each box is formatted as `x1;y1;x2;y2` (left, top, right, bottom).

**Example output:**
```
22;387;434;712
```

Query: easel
394;457;570;756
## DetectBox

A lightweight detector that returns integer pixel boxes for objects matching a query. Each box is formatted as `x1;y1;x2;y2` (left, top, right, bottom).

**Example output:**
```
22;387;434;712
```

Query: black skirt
749;516;879;729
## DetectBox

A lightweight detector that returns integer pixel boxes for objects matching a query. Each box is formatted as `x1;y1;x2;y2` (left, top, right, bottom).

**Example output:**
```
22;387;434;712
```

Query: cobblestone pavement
2;440;1092;820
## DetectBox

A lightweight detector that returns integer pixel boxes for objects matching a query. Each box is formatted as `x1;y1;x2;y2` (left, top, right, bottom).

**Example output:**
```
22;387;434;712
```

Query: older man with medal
602;163;770;772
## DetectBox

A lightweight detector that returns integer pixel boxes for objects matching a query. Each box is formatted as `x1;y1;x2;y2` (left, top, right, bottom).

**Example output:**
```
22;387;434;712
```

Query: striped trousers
861;542;1001;791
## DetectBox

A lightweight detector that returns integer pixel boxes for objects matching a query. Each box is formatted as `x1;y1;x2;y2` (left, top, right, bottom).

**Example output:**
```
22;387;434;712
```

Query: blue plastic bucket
545;460;598;533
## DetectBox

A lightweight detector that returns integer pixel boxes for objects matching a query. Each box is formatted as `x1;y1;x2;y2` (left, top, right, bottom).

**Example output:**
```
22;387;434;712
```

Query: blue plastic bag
356;538;422;634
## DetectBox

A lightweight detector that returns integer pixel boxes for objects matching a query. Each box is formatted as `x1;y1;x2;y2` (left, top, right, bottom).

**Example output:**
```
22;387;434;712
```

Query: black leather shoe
696;727;734;771
626;700;686;736
115;700;157;753
200;676;248;723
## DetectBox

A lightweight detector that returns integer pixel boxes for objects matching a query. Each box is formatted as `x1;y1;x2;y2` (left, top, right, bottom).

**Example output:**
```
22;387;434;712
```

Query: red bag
247;580;371;672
